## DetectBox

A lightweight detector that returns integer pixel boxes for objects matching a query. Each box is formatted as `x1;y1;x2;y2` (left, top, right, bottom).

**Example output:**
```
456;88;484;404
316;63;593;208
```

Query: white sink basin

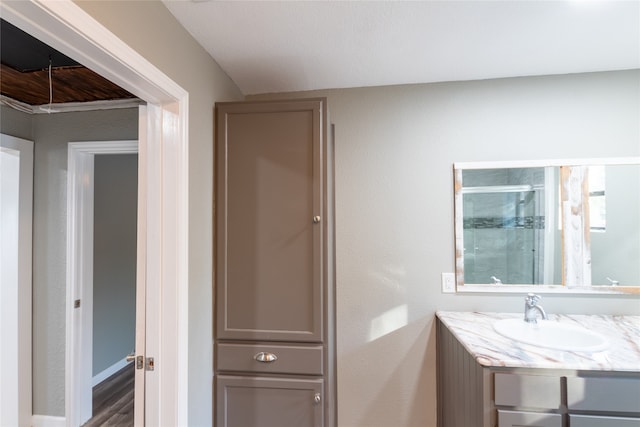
493;318;609;352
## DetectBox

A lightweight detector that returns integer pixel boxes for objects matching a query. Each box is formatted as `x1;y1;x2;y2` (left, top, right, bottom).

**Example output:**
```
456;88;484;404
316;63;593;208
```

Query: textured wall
0;105;33;140
250;70;640;427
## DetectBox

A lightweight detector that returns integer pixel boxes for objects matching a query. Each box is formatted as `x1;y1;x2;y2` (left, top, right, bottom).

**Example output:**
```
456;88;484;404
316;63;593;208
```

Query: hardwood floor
83;363;134;427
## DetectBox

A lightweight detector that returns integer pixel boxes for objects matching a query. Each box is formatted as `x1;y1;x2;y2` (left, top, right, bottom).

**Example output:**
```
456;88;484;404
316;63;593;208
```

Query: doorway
67;142;138;426
1;2;190;425
91;153;138;426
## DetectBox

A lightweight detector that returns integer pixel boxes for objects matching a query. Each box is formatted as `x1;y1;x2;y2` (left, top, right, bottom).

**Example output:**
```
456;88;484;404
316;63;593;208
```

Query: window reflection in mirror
590;164;640;286
454;159;640;292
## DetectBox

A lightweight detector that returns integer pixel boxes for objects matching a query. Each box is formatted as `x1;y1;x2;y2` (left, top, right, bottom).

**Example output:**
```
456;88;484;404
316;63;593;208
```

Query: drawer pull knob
314;393;321;404
254;351;278;363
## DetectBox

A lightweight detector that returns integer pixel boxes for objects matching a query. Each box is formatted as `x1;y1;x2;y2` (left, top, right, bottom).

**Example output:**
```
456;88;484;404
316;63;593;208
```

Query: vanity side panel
437;318;489;427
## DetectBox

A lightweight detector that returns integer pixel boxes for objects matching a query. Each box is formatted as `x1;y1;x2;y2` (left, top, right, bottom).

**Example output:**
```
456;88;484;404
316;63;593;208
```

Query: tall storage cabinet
214;99;335;427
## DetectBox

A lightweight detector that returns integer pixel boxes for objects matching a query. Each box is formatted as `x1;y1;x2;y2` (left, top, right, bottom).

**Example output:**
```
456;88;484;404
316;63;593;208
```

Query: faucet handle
525;293;541;305
524;293;548;322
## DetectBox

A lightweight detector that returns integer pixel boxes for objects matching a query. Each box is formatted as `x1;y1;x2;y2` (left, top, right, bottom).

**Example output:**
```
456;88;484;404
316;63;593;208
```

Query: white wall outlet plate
441;273;456;293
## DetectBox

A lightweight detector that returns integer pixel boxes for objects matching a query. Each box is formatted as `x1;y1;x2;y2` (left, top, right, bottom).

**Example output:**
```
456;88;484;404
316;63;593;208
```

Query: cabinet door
495;373;560;409
498;410;562;427
216;375;324;427
216;99;326;342
567;377;640;413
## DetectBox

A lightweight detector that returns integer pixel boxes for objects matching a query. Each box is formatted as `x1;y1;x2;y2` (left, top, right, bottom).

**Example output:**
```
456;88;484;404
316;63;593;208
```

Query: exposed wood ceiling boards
1;63;136;105
0;18;136;106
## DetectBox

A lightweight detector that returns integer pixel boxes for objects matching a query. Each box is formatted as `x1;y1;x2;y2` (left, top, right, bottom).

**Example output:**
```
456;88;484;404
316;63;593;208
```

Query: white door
0;134;33;427
133;106;149;427
66;140;141;426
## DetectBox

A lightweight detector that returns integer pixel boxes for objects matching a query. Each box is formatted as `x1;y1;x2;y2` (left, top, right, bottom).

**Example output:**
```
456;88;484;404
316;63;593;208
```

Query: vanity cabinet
436;317;640;427
214;99;335;427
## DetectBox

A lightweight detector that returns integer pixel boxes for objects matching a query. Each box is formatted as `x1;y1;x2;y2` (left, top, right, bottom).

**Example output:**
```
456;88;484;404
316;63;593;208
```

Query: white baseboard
92;357;132;387
32;415;66;427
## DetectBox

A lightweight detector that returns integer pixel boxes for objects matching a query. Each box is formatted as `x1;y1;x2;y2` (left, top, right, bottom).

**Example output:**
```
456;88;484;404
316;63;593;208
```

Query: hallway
82;364;134;427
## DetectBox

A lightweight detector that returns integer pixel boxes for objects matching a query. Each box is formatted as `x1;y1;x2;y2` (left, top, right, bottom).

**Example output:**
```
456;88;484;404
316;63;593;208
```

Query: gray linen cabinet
214;98;336;427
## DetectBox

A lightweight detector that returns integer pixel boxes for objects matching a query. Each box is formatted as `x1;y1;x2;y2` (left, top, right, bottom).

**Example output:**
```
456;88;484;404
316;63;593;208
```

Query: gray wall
250;70;640;427
93;153;138;376
0;105;33;140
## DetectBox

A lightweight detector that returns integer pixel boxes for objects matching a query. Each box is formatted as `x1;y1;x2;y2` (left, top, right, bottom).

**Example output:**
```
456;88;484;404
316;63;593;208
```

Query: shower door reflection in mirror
460;167;560;285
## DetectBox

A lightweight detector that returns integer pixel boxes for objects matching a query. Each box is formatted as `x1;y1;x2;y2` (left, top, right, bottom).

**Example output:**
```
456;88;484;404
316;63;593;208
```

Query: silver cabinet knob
254;351;278;363
314;393;321;404
313;216;321;223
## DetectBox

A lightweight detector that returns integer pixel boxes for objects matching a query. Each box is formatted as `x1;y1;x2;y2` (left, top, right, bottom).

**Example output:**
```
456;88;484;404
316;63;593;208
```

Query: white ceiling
163;1;640;95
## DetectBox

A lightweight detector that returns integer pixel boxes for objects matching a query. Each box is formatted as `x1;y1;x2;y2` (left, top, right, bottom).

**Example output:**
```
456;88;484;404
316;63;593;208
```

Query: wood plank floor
83;363;134;427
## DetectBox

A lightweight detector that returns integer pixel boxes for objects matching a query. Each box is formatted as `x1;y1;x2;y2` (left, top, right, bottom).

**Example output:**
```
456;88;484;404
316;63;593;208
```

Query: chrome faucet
491;276;502;285
524;293;548;324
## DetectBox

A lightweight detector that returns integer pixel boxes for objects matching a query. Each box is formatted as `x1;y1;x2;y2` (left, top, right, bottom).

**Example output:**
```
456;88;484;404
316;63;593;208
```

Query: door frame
66;140;138;425
0;1;190;426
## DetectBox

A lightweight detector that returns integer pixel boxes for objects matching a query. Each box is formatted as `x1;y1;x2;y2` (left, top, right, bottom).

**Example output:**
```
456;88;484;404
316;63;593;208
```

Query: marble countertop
436;311;640;372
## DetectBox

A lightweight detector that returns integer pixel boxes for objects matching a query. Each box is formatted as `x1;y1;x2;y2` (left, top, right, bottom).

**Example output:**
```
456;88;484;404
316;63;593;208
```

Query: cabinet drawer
495;373;560;409
567;377;640;413
569;414;640;427
498;410;562;427
217;343;323;375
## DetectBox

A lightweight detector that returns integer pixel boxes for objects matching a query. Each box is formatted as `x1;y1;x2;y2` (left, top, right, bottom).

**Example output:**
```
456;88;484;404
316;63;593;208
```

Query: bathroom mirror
453;158;640;293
